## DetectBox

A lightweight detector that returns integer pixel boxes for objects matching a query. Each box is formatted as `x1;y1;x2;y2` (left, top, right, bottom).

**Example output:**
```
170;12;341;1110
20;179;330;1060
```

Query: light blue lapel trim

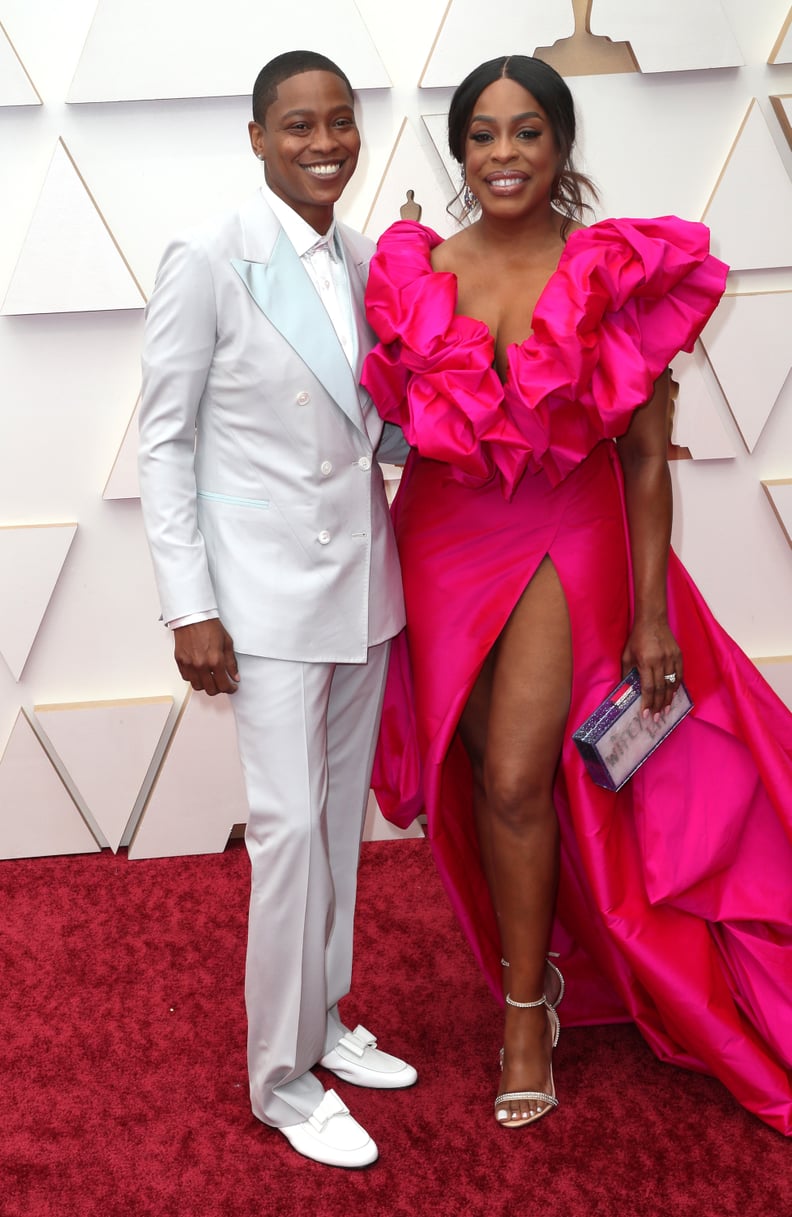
231;232;364;433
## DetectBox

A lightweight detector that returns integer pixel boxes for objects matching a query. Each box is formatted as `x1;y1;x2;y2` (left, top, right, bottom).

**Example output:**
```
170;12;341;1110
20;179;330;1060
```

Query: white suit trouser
231;642;390;1128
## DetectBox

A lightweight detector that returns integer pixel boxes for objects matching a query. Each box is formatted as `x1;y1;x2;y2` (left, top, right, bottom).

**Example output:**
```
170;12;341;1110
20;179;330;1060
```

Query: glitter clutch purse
572;667;693;791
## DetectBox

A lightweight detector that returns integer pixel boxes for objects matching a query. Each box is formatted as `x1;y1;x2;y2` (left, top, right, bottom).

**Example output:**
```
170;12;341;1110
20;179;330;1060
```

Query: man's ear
248;120;266;160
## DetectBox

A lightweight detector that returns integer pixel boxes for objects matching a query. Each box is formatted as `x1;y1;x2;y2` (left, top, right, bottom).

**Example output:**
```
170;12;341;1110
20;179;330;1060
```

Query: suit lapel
231;196;365;433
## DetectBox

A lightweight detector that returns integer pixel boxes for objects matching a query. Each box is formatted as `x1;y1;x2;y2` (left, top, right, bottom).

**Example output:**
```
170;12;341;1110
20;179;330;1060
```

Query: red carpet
1;840;788;1217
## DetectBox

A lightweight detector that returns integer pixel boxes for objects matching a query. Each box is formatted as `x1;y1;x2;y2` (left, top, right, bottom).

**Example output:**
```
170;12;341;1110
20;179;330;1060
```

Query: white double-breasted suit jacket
138;188;405;658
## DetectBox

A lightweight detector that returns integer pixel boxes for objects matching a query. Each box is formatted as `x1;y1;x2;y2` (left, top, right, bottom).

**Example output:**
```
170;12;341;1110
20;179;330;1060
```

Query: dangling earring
463;183;478;213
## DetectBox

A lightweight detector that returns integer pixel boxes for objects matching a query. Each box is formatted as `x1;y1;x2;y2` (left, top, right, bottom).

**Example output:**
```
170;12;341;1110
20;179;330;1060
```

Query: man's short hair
252;51;354;124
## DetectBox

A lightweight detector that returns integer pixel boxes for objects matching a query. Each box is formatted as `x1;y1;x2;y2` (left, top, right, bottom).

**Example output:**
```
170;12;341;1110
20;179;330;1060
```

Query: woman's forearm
620;453;672;624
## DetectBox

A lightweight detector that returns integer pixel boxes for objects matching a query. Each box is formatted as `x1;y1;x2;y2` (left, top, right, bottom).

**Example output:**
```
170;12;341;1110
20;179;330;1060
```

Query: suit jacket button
318;530;331;545
296;391;311;406
357;456;372;471
320;461;333;476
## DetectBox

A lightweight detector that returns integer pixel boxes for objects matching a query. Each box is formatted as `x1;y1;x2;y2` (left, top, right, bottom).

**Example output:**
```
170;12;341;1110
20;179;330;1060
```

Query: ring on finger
664;673;677;685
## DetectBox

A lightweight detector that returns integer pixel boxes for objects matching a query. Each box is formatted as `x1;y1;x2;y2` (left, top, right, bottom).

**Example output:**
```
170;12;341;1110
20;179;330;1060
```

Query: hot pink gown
362;218;792;1136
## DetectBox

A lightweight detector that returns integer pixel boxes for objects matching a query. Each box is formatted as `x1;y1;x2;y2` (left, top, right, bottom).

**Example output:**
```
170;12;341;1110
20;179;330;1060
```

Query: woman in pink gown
362;55;792;1135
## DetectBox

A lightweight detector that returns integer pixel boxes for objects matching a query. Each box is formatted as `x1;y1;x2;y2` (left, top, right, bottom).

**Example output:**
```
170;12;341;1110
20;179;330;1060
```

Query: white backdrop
0;0;790;858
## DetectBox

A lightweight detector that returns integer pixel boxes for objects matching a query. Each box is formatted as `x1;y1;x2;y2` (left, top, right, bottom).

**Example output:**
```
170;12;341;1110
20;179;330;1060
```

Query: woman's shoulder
429;226;475;272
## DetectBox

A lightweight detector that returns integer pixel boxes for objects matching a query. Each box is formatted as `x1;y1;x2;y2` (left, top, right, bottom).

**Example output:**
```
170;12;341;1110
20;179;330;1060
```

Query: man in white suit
138;50;415;1169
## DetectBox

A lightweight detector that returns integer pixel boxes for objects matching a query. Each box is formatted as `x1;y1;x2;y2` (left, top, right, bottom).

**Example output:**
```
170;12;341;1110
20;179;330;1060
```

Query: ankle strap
505;993;547;1009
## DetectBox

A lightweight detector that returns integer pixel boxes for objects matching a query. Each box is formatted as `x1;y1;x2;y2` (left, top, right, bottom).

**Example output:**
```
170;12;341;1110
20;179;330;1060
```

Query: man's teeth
305;163;341;176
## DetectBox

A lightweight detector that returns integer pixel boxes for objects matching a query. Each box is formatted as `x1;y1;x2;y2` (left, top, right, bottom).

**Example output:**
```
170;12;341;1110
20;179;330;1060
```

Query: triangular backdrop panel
35;697;173;852
0;711;100;859
363;791;424;842
1;140;146;315
0;523;77;681
669;348;736;460
104;396;140;500
762;480;792;549
590;0;743;71
753;656;792;714
421;0;574;87
702;100;792;271
68;0;389;102
365;118;460;241
700;292;792;452
423;112;464;199
129;688;248;859
0;20;41;105
769;8;792;63
771;95;792;149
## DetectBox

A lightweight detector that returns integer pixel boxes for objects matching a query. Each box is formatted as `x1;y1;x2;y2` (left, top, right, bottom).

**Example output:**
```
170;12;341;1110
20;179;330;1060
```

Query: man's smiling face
249;69;360;233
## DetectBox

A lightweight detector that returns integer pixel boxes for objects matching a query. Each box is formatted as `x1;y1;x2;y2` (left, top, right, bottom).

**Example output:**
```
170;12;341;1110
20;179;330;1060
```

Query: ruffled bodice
362;218;728;495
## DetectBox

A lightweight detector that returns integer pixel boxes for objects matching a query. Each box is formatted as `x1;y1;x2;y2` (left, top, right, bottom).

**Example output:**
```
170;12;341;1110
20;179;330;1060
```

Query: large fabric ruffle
362;218;728;494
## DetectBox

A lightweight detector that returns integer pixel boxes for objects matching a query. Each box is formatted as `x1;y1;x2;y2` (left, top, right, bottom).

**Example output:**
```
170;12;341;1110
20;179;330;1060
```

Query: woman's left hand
622;615;683;719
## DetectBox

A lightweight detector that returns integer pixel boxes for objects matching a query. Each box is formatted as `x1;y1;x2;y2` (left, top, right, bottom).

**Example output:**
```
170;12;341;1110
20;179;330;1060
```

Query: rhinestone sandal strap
505;992;547;1008
494;1090;558;1109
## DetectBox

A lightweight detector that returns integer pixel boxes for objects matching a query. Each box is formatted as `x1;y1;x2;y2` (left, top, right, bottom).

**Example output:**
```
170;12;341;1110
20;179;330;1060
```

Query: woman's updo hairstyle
447;54;597;234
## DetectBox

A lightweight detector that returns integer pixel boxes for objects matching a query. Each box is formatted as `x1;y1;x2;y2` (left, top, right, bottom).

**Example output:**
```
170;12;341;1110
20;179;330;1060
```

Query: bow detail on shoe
336;1025;378;1059
307;1088;349;1133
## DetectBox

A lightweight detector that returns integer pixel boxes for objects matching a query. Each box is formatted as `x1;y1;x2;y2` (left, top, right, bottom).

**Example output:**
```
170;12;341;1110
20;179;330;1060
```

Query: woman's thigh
460;557;573;810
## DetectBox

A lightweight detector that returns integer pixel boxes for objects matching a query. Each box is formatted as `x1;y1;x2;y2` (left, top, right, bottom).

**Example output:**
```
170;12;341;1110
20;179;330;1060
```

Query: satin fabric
362;218;792;1135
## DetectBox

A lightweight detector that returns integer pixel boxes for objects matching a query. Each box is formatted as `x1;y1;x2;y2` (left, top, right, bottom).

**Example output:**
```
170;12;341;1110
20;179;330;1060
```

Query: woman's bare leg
459;557;572;1123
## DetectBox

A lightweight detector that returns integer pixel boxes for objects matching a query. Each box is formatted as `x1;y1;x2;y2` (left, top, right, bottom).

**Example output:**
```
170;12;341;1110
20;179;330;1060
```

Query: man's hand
173;619;240;695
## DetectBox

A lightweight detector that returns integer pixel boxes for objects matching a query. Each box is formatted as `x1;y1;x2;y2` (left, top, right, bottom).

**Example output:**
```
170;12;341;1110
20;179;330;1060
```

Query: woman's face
463;76;559;221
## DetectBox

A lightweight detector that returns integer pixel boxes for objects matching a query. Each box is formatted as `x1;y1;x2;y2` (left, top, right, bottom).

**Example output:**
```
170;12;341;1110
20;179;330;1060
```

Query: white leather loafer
280;1089;378;1168
319;1025;418;1089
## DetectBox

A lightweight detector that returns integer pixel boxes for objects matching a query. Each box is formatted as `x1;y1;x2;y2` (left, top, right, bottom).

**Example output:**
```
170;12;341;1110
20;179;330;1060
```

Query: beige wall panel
104;397;141;501
700;292;792;451
754;656;792;706
0;709;100;858
670;349;737;461
762;479;792;547
0;523;77;681
67;0;390;102
353;0;450;85
34;696;173;851
364;118;460;241
62;115;258;298
1;140;145;315
590;0;743;71
670;460;792;659
0;20;40;105
129;688;248;859
771;94;792;146
703;100;792;271
769;6;792;62
363;792;425;842
420;0;574;87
